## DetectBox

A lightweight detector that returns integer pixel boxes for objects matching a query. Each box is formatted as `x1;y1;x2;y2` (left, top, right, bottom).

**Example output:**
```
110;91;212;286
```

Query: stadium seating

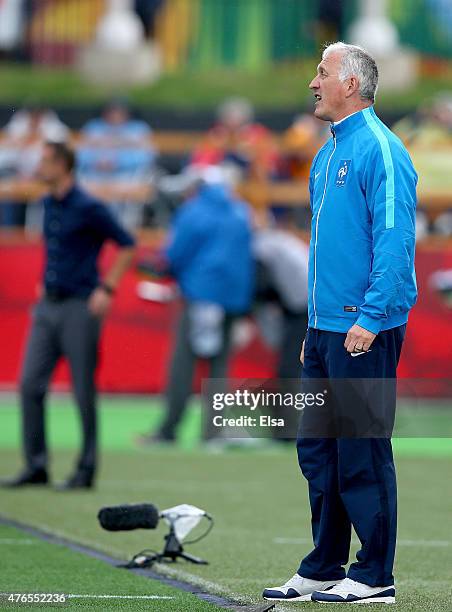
1;129;451;222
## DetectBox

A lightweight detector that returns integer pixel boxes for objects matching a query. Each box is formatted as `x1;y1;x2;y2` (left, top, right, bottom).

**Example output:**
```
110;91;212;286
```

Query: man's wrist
355;313;382;335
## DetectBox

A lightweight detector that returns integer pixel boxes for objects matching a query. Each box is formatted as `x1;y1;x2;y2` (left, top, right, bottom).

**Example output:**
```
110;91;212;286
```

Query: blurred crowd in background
0;97;320;226
1;0;452;239
1;94;452;238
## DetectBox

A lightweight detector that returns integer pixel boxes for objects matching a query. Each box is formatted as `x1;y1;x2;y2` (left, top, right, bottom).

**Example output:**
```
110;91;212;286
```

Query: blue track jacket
307;106;418;335
165;183;254;314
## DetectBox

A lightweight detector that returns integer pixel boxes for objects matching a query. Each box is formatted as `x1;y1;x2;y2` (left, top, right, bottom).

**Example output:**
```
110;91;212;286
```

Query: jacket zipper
312;128;336;328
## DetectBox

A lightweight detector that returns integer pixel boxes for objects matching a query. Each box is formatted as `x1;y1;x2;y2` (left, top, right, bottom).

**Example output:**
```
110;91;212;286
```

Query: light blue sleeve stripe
362;107;395;229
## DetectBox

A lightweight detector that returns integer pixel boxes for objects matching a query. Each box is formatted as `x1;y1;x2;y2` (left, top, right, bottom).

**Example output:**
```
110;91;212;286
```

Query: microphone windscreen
98;503;159;531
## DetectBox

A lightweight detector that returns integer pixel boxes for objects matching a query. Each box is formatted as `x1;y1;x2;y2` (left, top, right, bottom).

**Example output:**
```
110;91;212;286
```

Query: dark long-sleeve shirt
42;185;135;298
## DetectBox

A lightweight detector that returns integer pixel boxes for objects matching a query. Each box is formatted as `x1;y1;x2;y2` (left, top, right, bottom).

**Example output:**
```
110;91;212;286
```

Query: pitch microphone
98;503;160;531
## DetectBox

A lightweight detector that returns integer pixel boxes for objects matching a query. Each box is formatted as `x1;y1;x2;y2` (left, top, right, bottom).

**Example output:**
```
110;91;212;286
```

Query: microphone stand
123;514;209;569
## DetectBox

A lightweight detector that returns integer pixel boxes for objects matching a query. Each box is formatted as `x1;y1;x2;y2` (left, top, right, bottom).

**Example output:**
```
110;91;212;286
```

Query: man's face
104;106;128;126
309;51;348;122
38;146;65;184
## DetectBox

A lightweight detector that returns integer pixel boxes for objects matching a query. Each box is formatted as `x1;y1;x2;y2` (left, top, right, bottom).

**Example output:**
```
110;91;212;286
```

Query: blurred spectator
254;208;309;378
433;210;452;236
190;97;279;180
78;98;155;177
393;95;452;239
416;209;430;241
250;208;309;442
3;105;69;143
430;269;452;308
278;113;329;181
393;94;452;147
136;165;255;443
0;104;69;226
77;98;156;227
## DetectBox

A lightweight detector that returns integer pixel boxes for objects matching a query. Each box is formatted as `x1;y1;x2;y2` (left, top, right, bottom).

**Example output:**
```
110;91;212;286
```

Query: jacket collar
330;106;374;140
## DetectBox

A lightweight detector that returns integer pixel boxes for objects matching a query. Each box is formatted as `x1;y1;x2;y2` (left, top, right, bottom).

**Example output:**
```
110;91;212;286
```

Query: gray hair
322;42;379;102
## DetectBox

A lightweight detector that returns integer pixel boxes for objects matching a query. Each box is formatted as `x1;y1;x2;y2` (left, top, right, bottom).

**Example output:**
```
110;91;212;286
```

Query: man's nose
309;76;319;89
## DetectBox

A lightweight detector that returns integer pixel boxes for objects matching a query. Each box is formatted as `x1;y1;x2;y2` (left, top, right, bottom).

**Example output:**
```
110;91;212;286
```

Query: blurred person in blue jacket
137;165;254;443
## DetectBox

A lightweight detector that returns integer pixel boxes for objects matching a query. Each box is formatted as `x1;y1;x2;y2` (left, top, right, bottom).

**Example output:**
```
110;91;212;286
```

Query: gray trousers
159;306;233;440
20;297;100;474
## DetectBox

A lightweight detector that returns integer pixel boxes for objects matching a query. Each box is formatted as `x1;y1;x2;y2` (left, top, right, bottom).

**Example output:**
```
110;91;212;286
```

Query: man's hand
344;324;376;353
300;339;305;365
88;287;113;318
88;245;134;318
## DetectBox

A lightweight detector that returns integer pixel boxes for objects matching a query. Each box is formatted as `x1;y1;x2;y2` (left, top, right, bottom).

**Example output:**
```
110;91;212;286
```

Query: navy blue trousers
297;325;405;587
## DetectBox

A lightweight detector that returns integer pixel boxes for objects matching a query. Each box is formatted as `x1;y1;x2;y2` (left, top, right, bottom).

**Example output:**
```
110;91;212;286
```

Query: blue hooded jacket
308;106;418;335
165;183;254;313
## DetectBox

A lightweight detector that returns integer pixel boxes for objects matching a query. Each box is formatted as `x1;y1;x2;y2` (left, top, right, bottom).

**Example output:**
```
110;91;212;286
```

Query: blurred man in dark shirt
1;142;135;490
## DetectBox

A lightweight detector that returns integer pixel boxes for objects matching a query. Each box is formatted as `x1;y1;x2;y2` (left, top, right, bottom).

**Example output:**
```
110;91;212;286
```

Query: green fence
187;0;318;70
175;0;452;70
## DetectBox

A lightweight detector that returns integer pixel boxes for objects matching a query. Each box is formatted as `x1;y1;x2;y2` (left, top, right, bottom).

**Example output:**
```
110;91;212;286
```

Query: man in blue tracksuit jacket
263;43;417;604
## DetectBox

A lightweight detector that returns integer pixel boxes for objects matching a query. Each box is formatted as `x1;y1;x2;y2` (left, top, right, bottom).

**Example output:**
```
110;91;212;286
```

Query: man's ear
345;76;359;98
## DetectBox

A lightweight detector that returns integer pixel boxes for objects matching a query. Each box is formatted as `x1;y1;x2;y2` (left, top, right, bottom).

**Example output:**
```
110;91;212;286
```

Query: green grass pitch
0;395;451;611
0;524;220;611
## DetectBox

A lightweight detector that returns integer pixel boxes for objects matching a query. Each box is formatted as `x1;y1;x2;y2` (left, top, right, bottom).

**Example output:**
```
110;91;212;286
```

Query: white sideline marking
273;537;450;547
67;594;175;600
0;538;35;545
397;539;450;547
3;520;246;608
151;564;248;606
0;594;175;600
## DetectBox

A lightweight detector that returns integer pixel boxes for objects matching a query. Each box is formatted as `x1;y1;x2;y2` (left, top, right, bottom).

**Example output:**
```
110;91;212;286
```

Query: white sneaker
311;577;396;604
263;573;339;601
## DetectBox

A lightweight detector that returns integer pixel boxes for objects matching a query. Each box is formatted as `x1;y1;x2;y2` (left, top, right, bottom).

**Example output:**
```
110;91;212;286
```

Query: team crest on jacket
336;159;351;186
